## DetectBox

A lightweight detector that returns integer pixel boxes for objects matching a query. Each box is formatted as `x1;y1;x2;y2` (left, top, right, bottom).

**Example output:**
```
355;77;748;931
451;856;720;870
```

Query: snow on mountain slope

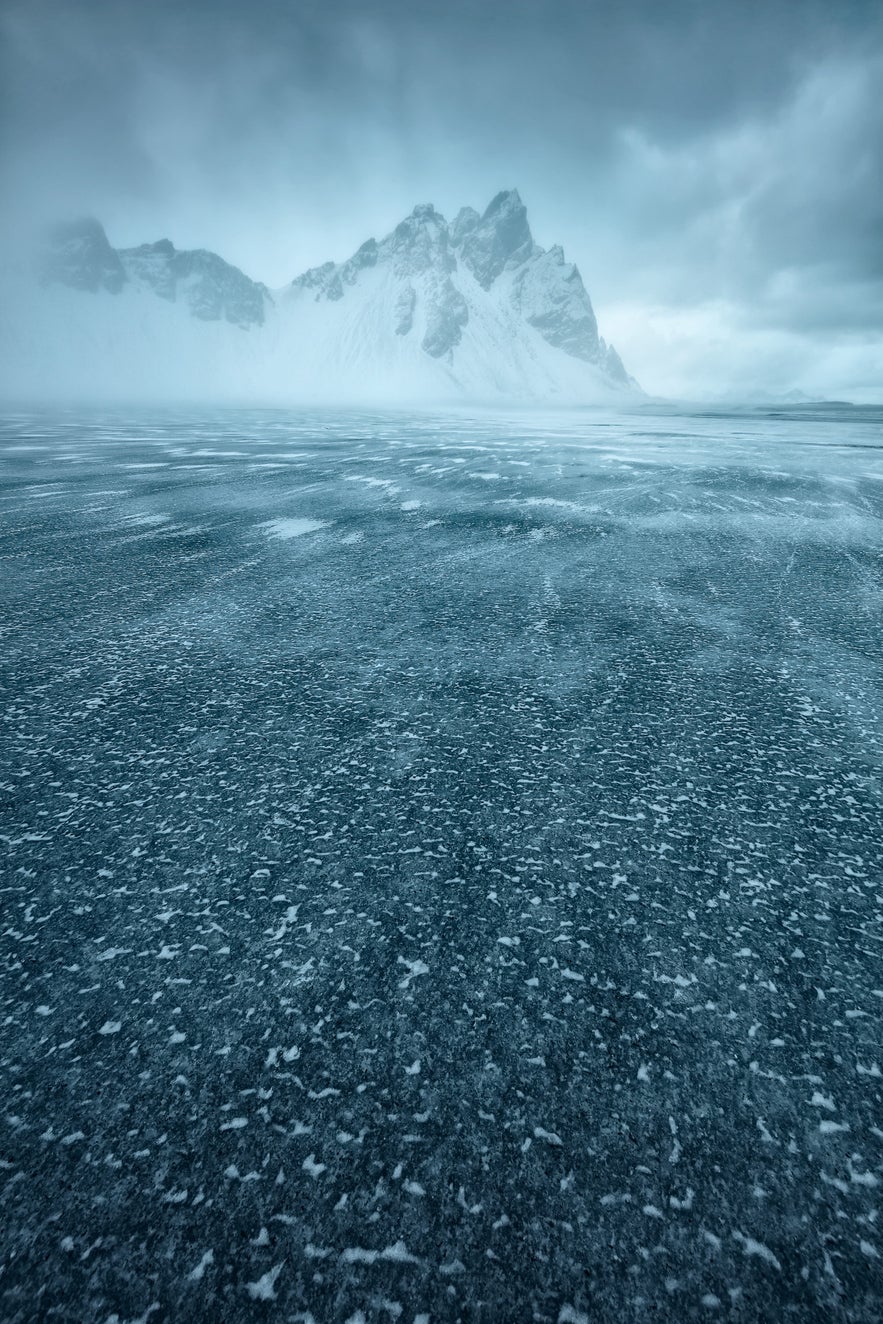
0;193;639;404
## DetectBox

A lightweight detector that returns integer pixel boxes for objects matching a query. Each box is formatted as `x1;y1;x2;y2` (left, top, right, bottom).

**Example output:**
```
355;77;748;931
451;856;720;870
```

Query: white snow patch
534;1126;563;1146
246;1263;284;1301
260;518;329;540
397;957;430;988
341;1241;418;1265
187;1249;214;1281
302;1154;327;1178
732;1232;781;1270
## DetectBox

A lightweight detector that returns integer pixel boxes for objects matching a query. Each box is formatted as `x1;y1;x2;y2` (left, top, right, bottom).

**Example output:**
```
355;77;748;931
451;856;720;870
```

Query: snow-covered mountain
0;191;638;404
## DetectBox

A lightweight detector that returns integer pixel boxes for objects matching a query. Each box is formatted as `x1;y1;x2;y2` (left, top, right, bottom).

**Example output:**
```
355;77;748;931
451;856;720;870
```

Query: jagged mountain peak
288;190;537;298
41;217;126;295
450;206;480;244
452;189;534;291
40;219;269;328
483;188;525;218
118;239;269;328
22;193;638;402
392;203;447;242
405;202;444;223
290;190;538;293
386;205;453;276
131;238;176;257
280;191;634;388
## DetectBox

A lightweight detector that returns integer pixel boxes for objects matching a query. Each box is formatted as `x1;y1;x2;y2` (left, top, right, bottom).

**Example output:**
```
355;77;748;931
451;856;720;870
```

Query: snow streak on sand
259;517;330;539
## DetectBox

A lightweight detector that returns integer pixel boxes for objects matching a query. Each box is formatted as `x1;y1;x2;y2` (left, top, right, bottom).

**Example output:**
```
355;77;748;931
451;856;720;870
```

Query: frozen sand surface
1;403;881;1322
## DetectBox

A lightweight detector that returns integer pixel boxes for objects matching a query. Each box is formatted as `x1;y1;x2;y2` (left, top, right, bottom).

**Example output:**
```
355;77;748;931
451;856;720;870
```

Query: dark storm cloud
1;0;881;396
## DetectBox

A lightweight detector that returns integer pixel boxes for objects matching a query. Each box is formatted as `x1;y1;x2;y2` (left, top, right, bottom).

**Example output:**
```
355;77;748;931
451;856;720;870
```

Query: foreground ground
1;405;881;1322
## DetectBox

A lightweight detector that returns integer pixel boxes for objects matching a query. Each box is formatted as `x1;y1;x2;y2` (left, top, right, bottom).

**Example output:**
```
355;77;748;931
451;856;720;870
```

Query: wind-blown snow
1;403;881;1322
0;193;638;405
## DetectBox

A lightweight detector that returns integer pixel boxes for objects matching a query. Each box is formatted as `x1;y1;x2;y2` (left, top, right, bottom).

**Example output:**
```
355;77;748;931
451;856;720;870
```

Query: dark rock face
394;285;416;336
510;245;601;364
39;221;268;327
292;261;343;301
387;205;456;279
340;238;379;285
601;340;631;385
41;218;126;295
292;204;471;360
294;241;380;303
450;205;480;246
453;190;535;290
119;244;269;327
386;209;468;357
169;249;269;327
421;277;468;358
117;240;177;300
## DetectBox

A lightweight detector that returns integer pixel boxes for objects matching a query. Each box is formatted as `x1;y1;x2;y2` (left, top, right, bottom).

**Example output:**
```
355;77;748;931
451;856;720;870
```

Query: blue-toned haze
1;4;882;1322
1;0;882;399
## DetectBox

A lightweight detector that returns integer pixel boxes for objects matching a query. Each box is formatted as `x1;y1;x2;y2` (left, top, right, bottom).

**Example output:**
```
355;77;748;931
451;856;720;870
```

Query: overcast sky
1;0;881;399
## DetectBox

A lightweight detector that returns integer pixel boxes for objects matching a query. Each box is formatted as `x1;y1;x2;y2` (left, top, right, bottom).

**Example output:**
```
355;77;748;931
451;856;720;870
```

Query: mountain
0;192;638;404
39;217;271;327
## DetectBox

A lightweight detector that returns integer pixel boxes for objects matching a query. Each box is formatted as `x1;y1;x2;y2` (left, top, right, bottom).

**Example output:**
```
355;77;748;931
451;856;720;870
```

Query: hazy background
1;0;881;400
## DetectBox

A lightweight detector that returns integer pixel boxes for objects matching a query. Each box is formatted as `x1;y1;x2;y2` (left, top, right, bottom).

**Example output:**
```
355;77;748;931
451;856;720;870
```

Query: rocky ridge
27;192;637;400
288;190;633;385
43;220;270;329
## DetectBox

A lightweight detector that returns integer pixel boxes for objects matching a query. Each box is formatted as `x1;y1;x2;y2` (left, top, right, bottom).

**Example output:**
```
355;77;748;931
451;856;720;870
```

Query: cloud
604;299;883;402
584;53;883;397
0;0;881;398
598;55;883;298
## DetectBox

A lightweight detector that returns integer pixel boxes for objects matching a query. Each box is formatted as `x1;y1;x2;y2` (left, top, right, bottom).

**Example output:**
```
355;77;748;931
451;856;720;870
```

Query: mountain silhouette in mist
5;191;638;404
